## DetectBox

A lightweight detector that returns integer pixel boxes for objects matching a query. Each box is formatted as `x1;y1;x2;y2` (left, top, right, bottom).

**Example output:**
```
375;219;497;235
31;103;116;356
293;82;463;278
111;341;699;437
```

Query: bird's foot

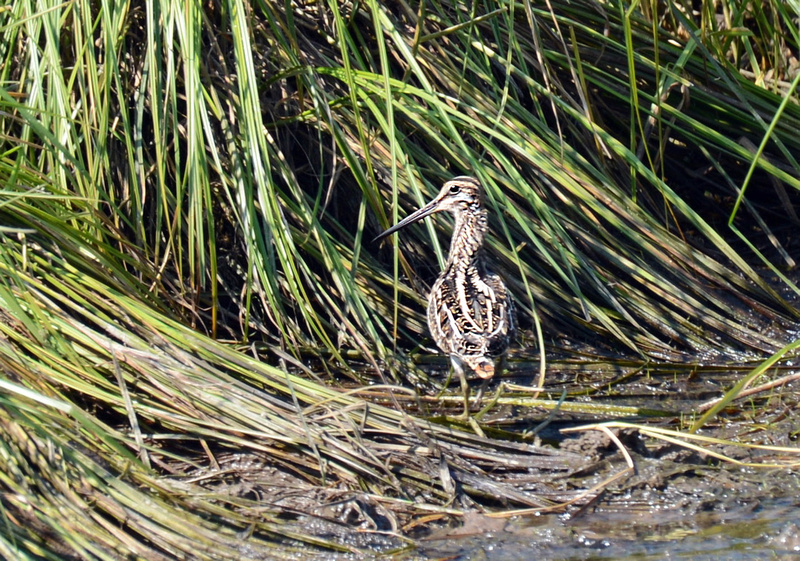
467;416;486;438
447;402;487;438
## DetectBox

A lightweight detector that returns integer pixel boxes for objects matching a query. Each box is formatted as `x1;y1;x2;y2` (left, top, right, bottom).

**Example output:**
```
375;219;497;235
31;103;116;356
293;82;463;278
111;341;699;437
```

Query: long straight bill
373;199;441;243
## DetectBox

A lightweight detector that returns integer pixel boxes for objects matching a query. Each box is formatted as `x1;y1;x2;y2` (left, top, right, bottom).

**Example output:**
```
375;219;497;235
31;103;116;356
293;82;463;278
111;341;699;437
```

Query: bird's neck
445;207;488;271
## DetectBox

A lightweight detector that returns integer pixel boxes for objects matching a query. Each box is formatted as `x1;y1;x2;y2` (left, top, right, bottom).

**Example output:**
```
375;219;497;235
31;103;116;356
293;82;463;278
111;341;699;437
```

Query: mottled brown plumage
375;176;515;417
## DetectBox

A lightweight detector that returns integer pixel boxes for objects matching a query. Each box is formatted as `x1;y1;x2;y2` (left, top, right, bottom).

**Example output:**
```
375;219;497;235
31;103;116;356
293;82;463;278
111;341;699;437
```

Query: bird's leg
436;363;455;400
470;377;492;423
473;377;491;409
452;357;471;421
473;357;507;421
475;382;506;421
450;357;486;436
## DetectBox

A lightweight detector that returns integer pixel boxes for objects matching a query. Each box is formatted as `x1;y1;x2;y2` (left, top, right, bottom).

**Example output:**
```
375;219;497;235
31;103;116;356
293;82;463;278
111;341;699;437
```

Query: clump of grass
1;0;799;557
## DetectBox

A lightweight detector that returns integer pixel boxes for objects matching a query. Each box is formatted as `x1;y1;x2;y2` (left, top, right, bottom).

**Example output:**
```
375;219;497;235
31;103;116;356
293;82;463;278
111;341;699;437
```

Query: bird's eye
449;184;461;195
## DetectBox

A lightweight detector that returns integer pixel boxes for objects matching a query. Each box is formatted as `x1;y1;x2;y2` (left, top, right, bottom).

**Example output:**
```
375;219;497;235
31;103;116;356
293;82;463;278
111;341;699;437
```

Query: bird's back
427;264;515;370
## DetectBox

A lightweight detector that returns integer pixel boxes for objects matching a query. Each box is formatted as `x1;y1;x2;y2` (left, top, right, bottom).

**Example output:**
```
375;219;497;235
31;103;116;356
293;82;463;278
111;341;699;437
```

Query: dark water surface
412;496;800;560
390;357;800;560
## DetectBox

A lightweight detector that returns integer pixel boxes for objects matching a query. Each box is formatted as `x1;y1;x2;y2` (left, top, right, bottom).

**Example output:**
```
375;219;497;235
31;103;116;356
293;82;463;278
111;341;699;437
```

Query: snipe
375;176;515;419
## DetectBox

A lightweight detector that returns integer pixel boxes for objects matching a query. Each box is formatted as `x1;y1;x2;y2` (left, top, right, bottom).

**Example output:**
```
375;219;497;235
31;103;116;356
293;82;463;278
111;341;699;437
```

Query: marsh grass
1;0;799;557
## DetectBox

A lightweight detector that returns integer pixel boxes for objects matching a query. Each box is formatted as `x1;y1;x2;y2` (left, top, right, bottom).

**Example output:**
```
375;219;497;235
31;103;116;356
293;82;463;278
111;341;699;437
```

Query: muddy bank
178;358;799;557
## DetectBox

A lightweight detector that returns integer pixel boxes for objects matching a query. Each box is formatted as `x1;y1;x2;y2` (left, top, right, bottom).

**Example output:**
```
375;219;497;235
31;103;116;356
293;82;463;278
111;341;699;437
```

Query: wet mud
185;357;800;558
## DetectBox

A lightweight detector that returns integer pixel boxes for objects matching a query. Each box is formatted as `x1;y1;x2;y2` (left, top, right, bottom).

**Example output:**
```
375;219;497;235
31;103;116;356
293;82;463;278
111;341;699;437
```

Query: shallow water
394;357;800;560
418;499;800;561
415;503;800;559
414;497;800;560
275;356;799;559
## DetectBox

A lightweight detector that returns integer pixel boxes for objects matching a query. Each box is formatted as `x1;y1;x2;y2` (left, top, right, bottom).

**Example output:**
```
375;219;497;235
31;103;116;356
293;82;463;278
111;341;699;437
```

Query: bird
374;176;516;419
